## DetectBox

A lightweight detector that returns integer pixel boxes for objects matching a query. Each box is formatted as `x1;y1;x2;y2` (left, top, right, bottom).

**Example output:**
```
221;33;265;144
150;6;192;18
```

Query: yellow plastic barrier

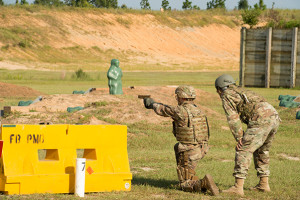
0;124;132;195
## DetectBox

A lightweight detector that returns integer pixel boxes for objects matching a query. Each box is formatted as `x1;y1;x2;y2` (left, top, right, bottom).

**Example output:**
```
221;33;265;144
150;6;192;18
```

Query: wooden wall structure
239;27;299;88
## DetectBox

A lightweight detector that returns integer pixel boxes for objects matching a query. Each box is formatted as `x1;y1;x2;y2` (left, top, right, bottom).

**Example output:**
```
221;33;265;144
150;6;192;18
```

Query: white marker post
75;158;86;197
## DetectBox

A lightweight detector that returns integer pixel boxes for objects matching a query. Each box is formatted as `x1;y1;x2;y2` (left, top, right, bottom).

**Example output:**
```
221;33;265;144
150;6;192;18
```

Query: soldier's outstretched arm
143;97;182;120
152;103;181;119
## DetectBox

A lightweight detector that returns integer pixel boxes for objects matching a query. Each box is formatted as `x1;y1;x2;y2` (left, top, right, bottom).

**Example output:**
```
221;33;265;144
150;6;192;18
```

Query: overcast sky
2;0;300;10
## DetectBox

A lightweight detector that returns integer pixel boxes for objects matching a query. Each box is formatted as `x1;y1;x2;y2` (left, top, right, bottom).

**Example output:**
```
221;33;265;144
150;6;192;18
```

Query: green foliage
71;68;91;80
120;3;127;9
267;19;300;28
64;0;93;7
140;0;150;10
0;0;4;6
238;0;249;10
254;0;266;11
20;0;29;5
161;0;171;10
182;0;192;10
34;0;64;6
182;0;199;10
192;5;200;10
90;0;118;8
207;0;226;10
264;7;300;28
241;7;261;28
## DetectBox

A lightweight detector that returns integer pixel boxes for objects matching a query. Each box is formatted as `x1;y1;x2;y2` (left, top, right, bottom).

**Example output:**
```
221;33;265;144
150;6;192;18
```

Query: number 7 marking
82;162;86;171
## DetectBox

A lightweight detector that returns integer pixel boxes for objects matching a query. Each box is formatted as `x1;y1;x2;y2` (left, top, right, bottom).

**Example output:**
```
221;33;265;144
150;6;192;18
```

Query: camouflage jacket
153;101;209;150
221;85;279;141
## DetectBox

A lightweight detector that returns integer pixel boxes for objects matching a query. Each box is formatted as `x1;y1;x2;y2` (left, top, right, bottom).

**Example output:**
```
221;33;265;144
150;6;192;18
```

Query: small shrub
120;4;127;9
71;68;90;80
241;8;261;28
18;40;31;48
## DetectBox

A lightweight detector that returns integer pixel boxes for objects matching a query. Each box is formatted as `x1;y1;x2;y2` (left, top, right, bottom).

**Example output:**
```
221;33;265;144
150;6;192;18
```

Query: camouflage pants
234;115;280;179
174;142;209;191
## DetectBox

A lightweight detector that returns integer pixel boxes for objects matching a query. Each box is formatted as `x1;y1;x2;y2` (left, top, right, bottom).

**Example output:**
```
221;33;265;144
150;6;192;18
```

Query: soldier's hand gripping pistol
138;95;157;109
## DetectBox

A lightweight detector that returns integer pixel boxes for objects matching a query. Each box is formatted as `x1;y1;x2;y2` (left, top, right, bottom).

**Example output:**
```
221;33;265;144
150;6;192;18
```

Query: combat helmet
215;74;236;89
175;85;196;99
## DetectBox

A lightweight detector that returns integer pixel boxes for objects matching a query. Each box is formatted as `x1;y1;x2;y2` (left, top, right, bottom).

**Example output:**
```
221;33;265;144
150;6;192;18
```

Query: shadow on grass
132;176;178;189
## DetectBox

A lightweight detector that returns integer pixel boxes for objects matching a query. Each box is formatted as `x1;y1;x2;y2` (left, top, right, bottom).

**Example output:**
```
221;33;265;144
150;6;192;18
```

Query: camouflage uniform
221;85;281;179
153;101;209;191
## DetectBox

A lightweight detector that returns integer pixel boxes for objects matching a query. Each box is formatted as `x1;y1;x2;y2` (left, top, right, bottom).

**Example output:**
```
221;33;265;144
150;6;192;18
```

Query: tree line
0;0;267;11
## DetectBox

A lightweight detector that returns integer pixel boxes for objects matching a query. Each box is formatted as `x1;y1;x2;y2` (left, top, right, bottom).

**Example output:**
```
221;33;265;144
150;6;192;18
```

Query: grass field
0;70;299;199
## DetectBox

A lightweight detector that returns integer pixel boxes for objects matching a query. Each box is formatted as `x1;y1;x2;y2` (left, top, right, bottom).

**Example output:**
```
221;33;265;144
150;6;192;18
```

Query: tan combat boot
194;174;219;196
222;178;244;196
250;177;271;192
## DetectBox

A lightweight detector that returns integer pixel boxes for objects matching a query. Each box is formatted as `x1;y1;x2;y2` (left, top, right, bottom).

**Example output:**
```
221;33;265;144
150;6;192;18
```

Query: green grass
0;70;299;199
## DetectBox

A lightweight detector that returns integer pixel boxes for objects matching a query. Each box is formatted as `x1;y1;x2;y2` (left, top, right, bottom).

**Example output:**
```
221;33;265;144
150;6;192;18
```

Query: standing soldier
215;74;281;196
143;85;219;196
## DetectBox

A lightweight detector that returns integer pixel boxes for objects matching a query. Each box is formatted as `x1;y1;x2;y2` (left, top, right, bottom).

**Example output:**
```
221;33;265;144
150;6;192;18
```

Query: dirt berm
1;86;225;125
0;8;241;71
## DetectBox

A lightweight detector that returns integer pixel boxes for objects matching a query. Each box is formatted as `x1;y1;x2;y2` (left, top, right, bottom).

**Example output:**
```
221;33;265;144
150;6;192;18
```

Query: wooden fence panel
244;74;265;87
271;41;292;52
271;63;292;75
272;29;293;41
270;75;291;87
241;28;299;88
245;40;266;51
245;52;266;63
271;52;291;63
246;29;267;40
244;63;265;75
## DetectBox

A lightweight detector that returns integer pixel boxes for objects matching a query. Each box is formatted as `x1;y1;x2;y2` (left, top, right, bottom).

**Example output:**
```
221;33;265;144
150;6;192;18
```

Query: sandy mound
0;82;43;97
2;86;225;125
0;10;240;71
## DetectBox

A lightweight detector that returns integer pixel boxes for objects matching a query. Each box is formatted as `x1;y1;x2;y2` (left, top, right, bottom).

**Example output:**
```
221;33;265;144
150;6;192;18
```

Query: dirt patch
0;61;30;70
0;82;43;97
88;116;110;125
279;154;300;161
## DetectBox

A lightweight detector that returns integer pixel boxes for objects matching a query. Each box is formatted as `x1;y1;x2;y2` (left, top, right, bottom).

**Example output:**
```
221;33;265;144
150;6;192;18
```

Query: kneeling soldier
143;85;219;196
